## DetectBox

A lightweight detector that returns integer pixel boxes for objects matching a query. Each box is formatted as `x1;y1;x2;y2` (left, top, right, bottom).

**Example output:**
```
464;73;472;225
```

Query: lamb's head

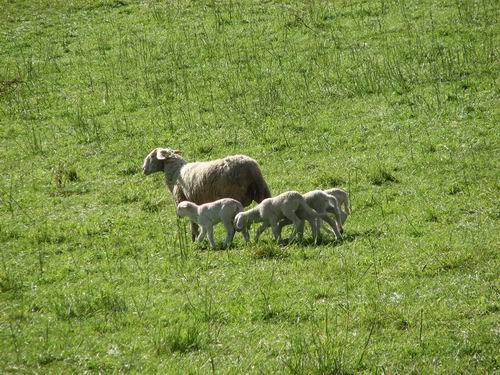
142;148;182;175
339;211;348;226
176;201;193;217
234;212;248;231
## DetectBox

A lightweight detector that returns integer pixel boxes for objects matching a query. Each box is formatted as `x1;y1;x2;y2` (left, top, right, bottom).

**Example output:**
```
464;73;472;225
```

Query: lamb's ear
173;149;182;155
156;149;169;160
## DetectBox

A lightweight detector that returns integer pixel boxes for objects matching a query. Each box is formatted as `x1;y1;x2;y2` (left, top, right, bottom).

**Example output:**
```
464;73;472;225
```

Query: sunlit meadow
1;0;498;372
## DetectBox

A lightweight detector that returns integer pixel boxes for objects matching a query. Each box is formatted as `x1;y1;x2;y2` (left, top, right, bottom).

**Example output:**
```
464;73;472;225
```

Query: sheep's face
234;213;247;231
176;201;190;217
142;148;181;175
142;148;163;175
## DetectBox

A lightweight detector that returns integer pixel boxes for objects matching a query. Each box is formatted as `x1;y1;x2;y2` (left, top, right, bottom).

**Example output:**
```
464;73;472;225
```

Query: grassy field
1;0;498;373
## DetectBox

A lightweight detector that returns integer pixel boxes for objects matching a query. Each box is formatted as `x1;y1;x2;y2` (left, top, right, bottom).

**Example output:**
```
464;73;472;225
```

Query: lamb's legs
270;219;282;242
222;221;235;249
315;218;323;240
277;218;291;233
322;215;342;240
197;226;207;242
255;222;270;242
307;217;319;244
277;218;295;242
282;210;304;242
206;225;217;249
191;222;199;242
326;206;344;233
241;226;250;243
295;219;306;241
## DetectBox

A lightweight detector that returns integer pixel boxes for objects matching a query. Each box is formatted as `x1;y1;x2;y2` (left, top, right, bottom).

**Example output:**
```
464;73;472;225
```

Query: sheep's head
234;212;247;231
339;211;348;226
176;201;191;217
142;148;182;175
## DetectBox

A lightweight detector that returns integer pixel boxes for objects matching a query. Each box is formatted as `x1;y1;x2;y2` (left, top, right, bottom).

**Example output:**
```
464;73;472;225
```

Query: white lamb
324;188;350;224
233;191;322;243
177;198;249;249
278;190;343;240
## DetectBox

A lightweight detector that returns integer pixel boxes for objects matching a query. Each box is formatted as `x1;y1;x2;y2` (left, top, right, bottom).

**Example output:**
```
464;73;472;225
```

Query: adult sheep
142;147;271;240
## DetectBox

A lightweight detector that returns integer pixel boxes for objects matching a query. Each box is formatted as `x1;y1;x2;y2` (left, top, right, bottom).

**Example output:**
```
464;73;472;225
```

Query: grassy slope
1;0;498;373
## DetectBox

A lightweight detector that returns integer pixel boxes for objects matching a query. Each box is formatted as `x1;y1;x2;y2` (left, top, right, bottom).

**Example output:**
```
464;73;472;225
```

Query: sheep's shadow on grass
190;242;221;252
251;241;289;260
278;236;343;248
190;240;245;252
190;228;382;252
339;228;385;243
282;227;384;247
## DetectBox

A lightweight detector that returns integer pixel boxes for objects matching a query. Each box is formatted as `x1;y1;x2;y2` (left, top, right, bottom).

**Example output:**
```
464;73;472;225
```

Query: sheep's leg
327;205;344;233
311;210;330;243
322;215;342;240
222;230;235;249
197;226;207;242
191;222;200;242
241;226;250;243
278;218;293;241
315;218;323;241
277;218;292;232
255;223;270;242
206;225;217;249
282;210;303;242
270;219;282;243
295;219;306;242
222;221;235;249
307;217;319;244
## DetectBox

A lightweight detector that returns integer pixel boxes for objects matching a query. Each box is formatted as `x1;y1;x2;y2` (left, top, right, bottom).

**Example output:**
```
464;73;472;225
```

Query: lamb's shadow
192;239;247;252
283;228;384;247
191;228;383;251
338;228;385;243
280;237;341;247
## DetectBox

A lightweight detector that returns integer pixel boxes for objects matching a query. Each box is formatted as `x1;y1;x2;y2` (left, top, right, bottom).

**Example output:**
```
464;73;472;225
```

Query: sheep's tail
251;168;271;203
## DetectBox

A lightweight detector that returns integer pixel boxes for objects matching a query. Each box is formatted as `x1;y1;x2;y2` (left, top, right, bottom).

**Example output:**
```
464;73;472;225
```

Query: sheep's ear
156;149;169;160
173;149;182;155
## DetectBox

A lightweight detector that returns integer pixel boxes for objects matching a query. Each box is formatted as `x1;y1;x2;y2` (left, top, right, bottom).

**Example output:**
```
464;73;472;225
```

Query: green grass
1;0;498;372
